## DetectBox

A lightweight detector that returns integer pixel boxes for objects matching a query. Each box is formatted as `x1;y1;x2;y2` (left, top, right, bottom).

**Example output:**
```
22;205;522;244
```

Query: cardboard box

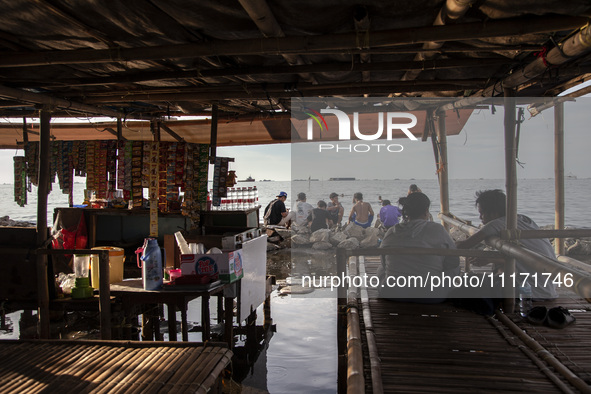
180;249;244;283
218;249;244;283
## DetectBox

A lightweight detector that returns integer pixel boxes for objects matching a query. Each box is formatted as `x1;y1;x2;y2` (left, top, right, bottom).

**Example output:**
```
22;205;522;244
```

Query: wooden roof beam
79;79;488;103
10;58;508;88
238;0;318;84
0;15;585;68
0;84;125;118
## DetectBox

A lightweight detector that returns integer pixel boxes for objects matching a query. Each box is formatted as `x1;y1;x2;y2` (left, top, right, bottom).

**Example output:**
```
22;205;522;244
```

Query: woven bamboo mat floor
360;258;590;393
0;340;232;393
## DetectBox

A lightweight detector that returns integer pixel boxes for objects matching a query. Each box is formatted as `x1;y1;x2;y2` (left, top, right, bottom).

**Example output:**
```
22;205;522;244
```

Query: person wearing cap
264;191;288;226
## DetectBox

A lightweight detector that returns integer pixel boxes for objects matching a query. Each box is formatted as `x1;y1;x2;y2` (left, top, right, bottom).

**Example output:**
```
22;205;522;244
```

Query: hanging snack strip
212;156;229;209
24;142;38;188
175;143;185;190
142;142;151;188
96;141;108;199
86;141;96;192
148;142;159;236
73;141;87;177
117;140;126;191
181;144;194;216
48;141;58;192
166;142;179;212
131;141;143;208
107;140;117;192
124;141;133;201
14;156;27;207
197;144;209;210
158;142;168;213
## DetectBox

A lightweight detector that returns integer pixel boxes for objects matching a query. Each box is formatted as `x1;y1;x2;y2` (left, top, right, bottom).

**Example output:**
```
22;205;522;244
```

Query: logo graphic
304;107;328;138
196;256;218;275
305;109;418;141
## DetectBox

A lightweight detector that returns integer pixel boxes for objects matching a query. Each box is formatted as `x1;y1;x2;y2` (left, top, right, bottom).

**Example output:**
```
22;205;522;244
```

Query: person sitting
307;200;333;233
348;192;374;228
408;184;422;195
378;192;460;303
378;199;402;230
289;192;314;228
456;189;557;299
263;191;288;226
326;192;344;228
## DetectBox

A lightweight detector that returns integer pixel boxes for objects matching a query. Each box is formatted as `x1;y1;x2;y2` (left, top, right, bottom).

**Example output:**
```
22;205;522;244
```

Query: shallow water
1;178;590;392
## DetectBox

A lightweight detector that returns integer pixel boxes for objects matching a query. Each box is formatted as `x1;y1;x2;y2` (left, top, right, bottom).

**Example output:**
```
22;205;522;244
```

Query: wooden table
110;279;236;344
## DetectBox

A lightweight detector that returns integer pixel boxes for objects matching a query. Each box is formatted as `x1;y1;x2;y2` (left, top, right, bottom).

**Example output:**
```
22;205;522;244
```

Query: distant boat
239;176;255;182
566;173;577;180
329;177;356;181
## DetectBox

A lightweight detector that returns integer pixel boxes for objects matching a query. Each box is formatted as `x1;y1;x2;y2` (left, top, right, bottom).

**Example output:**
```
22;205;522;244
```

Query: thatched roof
0;0;590;147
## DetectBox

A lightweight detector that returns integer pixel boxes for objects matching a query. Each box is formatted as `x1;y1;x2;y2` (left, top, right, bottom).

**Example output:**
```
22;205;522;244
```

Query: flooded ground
0;248;338;393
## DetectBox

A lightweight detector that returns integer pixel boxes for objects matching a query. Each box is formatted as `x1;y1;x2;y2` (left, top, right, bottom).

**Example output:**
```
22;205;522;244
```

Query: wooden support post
224;296;234;348
209;104;218;164
436;111;450;231
181;304;189;341
36;107;51;339
116;117;123;140
98;249;111;340
22;117;28;143
504;88;517;313
201;295;211;341
554;101;565;256
151;119;161;142
168;303;177;341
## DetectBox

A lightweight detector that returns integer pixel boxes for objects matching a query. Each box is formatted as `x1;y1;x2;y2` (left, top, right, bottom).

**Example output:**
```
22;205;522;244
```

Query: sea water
1;178;589;393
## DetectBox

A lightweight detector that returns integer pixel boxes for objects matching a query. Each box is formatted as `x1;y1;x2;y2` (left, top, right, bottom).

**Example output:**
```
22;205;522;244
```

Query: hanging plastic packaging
136;238;164;290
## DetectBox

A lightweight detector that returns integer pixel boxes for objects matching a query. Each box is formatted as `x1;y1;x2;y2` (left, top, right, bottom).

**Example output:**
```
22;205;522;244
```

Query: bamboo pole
358;257;384;394
436;110;450;231
487;316;576;394
504;89;517;313
0;16;584;68
557;255;591;275
401;0;475;82
347;307;365;394
440;214;591;299
36;107;51;339
496;312;591;394
555;102;565;256
499;228;591;240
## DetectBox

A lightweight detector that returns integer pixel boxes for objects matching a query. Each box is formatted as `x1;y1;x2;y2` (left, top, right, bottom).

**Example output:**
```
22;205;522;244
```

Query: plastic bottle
229;188;236;210
253;186;259;207
140;238;163;290
247;187;253;209
519;281;533;317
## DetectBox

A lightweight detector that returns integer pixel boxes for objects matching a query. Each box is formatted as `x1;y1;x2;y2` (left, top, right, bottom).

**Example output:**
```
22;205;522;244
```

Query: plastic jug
135;238;164;290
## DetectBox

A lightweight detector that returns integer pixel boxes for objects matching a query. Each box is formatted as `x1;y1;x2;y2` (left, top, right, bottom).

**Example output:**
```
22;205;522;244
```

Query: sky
0;93;590;184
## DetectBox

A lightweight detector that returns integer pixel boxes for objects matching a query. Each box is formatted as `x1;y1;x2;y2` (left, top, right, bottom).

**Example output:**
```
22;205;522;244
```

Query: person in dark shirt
263;191;288;225
307;200;333;232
